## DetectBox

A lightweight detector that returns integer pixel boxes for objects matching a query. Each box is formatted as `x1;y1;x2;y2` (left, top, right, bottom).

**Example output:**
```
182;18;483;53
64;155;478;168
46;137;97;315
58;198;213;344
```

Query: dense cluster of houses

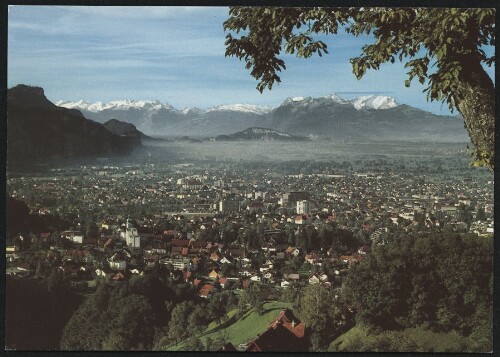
6;163;493;296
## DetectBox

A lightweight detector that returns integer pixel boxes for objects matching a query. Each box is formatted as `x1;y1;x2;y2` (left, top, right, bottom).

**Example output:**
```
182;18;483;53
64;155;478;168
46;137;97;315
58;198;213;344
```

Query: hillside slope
7;85;141;166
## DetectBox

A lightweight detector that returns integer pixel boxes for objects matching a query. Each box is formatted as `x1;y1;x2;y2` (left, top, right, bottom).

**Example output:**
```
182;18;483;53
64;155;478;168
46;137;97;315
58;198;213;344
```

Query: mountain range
7;85;144;166
56;94;469;142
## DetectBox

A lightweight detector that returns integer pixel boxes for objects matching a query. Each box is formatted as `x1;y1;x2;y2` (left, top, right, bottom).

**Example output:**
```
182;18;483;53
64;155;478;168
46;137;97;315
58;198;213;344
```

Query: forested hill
7;85;141;167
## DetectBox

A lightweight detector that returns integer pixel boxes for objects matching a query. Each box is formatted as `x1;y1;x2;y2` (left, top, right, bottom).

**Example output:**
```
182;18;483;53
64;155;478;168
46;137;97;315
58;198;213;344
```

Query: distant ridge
54;92;469;142
7;85;142;167
214;127;309;141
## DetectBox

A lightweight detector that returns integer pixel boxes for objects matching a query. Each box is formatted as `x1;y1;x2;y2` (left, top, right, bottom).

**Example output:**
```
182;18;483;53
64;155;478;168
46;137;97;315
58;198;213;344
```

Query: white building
62;231;84;244
108;253;127;271
124;219;141;248
296;200;311;214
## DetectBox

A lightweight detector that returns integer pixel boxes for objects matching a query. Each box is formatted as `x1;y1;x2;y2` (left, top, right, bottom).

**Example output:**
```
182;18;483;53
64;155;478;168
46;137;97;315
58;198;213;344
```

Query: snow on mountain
55;99;174;112
323;94;349;104
55;99;92;110
282;96;313;105
56;94;399;116
206;104;272;115
181;107;203;115
280;94;398;110
349;95;399;110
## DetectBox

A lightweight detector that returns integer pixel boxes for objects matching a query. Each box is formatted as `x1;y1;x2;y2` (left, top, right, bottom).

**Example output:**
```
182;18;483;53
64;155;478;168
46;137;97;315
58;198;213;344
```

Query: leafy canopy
224;7;494;110
224;8;495;169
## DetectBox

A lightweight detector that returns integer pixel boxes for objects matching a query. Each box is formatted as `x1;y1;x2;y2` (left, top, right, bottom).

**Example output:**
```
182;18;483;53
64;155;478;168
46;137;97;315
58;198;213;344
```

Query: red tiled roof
199;284;214;297
172;239;189;247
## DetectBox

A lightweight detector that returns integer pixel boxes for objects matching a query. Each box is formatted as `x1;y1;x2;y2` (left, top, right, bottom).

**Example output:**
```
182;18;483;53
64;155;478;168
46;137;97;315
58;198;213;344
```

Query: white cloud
58;6;222;20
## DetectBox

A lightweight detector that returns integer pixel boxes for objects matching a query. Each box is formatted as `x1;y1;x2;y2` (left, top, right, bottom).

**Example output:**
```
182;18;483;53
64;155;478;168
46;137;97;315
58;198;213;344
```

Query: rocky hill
7;85;142;167
215;127;309;141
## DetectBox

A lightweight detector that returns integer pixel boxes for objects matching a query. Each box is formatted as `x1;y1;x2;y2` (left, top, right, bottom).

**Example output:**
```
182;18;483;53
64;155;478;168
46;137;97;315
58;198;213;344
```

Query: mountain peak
282;96;313;105
9;84;55;109
55;99;174;112
207;104;272;115
349;95;398;110
324;93;349;104
280;94;398;110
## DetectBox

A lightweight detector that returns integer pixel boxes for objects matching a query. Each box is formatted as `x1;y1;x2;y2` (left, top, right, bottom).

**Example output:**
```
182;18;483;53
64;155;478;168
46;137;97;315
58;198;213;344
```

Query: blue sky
8;6;494;114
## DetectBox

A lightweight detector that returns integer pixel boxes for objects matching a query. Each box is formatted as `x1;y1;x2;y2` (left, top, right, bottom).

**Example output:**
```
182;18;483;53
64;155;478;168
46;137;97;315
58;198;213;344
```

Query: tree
475;206;486;221
343;233;493;337
224;7;495;170
297;284;350;350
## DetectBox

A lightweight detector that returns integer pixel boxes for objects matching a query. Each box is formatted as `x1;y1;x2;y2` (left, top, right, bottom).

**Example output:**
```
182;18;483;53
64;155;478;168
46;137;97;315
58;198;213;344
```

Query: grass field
328;325;475;352
167;301;292;351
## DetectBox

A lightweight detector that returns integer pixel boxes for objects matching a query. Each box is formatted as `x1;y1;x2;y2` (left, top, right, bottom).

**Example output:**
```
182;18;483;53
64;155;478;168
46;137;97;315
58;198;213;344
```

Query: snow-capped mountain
349;95;399;110
53;93;467;141
180;107;204;115
206;104;272;115
280;93;397;110
55;99;174;112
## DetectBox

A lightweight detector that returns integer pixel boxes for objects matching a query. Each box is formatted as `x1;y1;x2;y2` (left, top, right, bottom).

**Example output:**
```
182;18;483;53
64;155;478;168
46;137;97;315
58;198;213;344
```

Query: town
6;154;494;351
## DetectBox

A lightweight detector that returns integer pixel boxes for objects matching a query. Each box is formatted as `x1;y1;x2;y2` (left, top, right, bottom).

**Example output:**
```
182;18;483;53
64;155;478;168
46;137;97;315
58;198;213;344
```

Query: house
59;260;80;277
245;309;307;352
108;252;127;271
308;272;329;284
218;277;228;289
283;273;300;281
209;270;219;280
199;284;214;298
263;271;273;280
171;246;183;255
17;262;33;273
304;253;323;265
111;271;126;281
172;239;190;248
159;257;190;270
62;230;84;244
250;275;261;282
357;245;371;255
225;246;246;258
285;247;300;257
280;280;291;288
189;239;208;253
308;274;321;284
129;268;144;276
238;269;252;277
217;342;237;351
95;266;112;278
210;251;221;262
340;254;365;267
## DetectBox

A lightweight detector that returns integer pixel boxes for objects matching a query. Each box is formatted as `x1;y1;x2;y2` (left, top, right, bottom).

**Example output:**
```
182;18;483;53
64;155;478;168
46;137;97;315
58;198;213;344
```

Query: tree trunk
456;55;495;171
